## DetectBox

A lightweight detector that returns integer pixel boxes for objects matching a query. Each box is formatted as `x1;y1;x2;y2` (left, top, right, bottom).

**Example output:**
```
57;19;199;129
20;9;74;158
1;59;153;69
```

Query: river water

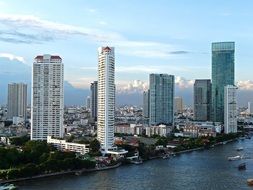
18;138;253;190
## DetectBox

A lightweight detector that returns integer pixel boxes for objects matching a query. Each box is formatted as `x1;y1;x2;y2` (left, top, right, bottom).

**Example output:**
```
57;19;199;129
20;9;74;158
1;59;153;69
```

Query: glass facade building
211;42;235;122
194;79;211;121
149;74;174;126
90;81;98;121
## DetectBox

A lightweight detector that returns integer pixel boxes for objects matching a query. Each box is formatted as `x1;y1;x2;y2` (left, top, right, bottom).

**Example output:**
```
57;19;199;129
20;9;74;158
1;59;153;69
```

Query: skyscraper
224;85;237;134
86;96;91;109
90;81;98;121
149;74;174;126
31;55;64;140
143;90;149;118
194;79;212;121
248;102;253;114
7;83;27;120
212;42;235;122
174;97;183;114
97;47;115;152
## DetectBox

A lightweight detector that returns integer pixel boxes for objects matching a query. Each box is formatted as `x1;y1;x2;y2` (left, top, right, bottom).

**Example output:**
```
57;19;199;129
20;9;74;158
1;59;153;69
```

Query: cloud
116;77;194;94
0;30;54;44
0;53;25;63
67;77;96;89
0;14;122;43
237;80;253;90
68;77;149;94
0;14;190;59
117;80;148;94
175;76;194;89
112;40;180;58
169;51;189;54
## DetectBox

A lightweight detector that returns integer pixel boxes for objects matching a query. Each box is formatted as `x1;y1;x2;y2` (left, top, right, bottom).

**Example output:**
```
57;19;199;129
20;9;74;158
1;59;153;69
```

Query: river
18;138;253;190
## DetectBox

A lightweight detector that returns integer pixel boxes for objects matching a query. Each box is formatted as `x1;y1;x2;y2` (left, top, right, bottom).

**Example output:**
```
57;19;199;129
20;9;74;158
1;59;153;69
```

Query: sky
0;0;253;106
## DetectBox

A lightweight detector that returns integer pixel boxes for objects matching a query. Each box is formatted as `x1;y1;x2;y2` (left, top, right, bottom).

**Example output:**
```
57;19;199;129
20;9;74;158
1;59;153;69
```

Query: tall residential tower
212;42;235;122
7;83;27;121
31;55;64;140
97;47;115;152
149;74;174;126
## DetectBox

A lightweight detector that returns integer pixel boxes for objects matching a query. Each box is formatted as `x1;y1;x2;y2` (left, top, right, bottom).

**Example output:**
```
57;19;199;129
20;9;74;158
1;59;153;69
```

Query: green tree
9;135;30;146
89;139;100;153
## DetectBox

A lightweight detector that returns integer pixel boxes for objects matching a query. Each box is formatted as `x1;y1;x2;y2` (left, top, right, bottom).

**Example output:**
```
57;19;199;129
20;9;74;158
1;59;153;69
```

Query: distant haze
0;58;252;107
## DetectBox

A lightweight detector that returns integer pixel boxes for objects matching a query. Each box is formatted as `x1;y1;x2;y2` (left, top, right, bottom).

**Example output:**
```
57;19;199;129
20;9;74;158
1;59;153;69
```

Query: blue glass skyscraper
212;42;235;122
149;74;174;126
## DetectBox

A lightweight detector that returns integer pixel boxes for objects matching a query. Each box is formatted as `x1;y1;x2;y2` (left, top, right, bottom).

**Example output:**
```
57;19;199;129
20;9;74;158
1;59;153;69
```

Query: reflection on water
18;139;253;190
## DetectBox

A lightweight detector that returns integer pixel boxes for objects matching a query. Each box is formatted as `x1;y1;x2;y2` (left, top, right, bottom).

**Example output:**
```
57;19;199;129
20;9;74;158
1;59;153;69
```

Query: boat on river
162;154;170;159
236;147;244;151
238;163;246;170
228;155;241;161
0;183;18;190
131;159;143;165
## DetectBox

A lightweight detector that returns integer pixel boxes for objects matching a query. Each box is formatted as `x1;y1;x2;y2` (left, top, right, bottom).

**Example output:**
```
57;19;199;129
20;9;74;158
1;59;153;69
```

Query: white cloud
0;14;189;59
0;13;123;43
68;77;149;94
0;53;25;63
111;40;176;58
67;77;96;89
237;80;253;90
116;77;194;94
175;76;194;89
117;80;148;94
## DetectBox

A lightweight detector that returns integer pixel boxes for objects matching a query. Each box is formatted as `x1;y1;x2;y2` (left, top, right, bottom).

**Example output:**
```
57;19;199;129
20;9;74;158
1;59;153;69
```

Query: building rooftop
35;55;62;62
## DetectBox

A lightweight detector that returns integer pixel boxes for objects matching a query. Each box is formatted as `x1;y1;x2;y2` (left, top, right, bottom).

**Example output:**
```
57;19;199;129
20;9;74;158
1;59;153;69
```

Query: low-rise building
181;122;217;138
47;136;90;155
115;124;132;134
145;124;171;137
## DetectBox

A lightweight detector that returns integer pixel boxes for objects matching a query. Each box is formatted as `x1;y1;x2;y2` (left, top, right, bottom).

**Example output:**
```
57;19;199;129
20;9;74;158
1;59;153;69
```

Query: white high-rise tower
97;47;115;152
31;54;64;140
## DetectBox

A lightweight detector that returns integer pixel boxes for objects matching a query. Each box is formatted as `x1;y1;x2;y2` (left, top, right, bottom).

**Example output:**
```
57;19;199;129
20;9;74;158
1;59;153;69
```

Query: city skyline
1;2;253;189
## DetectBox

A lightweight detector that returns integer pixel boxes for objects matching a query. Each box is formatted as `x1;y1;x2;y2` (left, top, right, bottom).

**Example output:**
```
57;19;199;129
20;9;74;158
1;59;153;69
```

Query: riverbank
0;136;240;184
17;137;253;190
174;137;239;155
0;163;121;184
